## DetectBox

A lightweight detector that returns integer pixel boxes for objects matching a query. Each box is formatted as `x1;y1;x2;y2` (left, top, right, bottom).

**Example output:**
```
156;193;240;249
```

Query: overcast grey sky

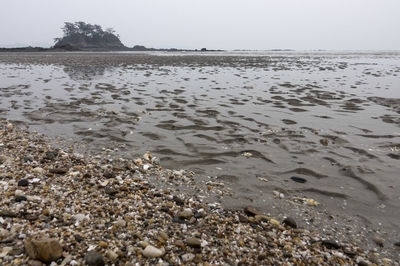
1;0;399;50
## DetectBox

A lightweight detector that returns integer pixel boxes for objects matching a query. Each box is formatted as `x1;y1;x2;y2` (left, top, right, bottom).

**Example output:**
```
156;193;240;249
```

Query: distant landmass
53;22;125;50
0;21;222;52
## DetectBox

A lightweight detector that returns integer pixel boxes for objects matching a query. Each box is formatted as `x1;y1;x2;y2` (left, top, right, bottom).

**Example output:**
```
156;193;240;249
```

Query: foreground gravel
0;120;396;265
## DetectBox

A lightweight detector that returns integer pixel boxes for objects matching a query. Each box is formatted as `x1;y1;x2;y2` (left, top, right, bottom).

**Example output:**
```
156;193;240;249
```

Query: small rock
0;246;12;257
320;138;329;146
29;260;43;266
282;217;297;228
290;176;307;183
255;215;270;223
238;214;249;223
24;238;63;262
273;138;281;144
18;179;29;187
15;195;27;202
105;186;118;196
98;241;108;248
194;211;206;219
322;239;340;249
357;259;372;266
60;255;73;266
44;151;58;160
9;246;24;256
85;251;105;266
175;240;185;249
142;245;164;258
74;213;87;222
115;218;126;227
23;156;33;162
0;209;18;217
186;238;201;248
106;249;118;260
158;231;168;241
182;253;195;262
179;209;193;219
103;171;115;179
15;189;24;196
173;196;184;205
373;236;384;247
0;155;7;164
269;218;280;226
244;207;259;217
32;167;45;174
49;168;68;175
172;217;186;224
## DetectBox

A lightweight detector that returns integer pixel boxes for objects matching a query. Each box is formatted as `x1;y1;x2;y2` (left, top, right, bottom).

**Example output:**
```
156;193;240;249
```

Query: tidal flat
0;51;399;263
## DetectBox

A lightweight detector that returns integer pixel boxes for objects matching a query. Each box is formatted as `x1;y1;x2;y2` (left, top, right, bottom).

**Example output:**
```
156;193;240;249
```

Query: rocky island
53;22;126;51
0;22;221;52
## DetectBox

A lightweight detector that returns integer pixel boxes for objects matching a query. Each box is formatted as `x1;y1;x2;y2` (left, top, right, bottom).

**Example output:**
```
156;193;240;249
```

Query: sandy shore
0;120;398;265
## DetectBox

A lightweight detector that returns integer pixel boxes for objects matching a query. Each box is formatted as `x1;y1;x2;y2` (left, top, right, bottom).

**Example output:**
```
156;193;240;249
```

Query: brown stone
24;238;63;262
49;168;69;174
186;237;201;248
244;207;259;217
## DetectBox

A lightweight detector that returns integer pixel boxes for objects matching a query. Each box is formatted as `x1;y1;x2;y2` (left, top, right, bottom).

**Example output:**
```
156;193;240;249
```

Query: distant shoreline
0;46;227;53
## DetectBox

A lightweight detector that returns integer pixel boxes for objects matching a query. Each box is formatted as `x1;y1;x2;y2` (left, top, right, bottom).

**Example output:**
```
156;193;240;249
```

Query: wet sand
3;119;398;265
0;51;400;262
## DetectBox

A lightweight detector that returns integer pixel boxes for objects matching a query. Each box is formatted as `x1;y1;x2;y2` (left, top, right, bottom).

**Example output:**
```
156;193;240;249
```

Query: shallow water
1;51;399;236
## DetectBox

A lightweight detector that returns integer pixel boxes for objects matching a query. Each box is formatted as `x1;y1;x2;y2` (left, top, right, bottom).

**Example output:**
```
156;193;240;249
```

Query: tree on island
54;21;125;50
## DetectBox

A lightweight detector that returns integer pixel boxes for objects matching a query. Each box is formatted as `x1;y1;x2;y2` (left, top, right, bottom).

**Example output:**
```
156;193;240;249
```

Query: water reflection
62;64;111;80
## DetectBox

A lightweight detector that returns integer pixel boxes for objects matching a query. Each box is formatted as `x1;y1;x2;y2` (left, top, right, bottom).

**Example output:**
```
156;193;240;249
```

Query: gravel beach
0;120;398;265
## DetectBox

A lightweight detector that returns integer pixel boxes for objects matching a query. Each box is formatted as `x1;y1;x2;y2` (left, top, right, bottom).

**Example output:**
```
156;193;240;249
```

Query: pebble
322;239;340;249
24;237;63;262
15;189;24;196
0;209;18;217
179;209;193;219
32;167;44;174
103;171;115;179
269;218;280;226
282;217;297;228
175;240;185;249
104;186;118;196
49;168;68;174
98;241;108;248
244;207;259;216
158;231;168;241
115;218;126;227
85;251;105;266
182;253;195;262
17;179;29;186
142;245;164;258
106;249;118;260
373;236;384;247
290;176;307;183
186;237;202;248
173;196;185;205
172;217;186;224
357;259;371;266
238;214;249;223
44;151;58;160
74;213;87;222
15;195;27;202
320;138;329;146
29;260;43;266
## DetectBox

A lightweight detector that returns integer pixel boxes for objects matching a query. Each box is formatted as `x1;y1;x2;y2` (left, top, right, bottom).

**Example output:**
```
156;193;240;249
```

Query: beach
0;51;399;264
0;119;396;265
